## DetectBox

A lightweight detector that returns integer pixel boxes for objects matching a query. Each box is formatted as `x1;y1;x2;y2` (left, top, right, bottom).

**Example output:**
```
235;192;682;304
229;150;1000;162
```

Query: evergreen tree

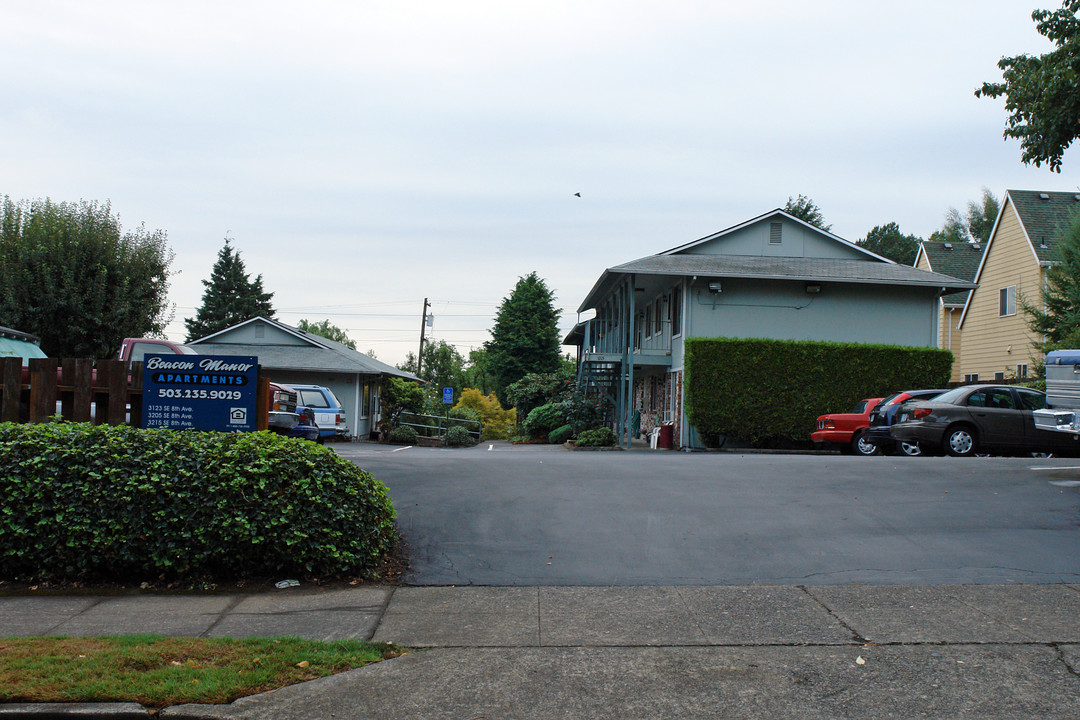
184;239;275;340
1024;210;1080;352
485;272;562;405
0;196;174;358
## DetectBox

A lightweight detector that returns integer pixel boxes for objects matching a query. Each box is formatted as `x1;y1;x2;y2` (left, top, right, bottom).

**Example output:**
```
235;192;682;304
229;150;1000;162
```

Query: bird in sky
573;192;581;197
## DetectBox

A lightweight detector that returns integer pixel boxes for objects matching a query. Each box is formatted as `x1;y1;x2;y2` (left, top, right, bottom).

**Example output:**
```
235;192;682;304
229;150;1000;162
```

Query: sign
443;387;453;404
142;354;258;432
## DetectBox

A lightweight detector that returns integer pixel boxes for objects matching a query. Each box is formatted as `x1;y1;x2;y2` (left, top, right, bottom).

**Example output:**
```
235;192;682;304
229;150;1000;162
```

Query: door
964;387;1026;448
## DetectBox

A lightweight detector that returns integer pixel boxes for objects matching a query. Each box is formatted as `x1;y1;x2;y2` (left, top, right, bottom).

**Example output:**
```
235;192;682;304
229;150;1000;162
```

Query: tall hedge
685;337;953;446
0;423;396;582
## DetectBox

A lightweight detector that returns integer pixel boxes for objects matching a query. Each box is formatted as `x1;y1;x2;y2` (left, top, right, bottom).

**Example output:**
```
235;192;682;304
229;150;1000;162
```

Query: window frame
999;285;1017;317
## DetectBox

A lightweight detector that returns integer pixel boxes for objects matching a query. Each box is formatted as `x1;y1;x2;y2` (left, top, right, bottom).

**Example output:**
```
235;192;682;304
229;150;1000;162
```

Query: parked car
289;384;349;439
890;384;1080;457
266;382;320;442
863;389;948;456
811;398;884;456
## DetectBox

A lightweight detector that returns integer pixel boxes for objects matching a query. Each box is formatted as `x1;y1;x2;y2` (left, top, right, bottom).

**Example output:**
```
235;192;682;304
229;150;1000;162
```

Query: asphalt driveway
335;442;1080;586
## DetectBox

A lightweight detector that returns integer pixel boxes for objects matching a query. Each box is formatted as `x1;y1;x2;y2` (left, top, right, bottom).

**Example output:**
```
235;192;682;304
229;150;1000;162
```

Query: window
999;285;1016;317
769;222;782;244
963;373;979;383
645;306;654;338
671;286;682;336
967;389;1015;409
1016;364;1028;378
994;371;1005;381
1016;388;1046;411
655;298;663;336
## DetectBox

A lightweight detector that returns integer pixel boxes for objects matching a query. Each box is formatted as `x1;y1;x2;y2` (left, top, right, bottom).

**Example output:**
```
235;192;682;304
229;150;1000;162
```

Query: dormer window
769;222;782;244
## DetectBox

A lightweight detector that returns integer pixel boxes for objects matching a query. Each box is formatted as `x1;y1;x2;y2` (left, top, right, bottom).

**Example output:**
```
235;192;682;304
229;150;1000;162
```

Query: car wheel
899;441;922;457
851;431;879;456
944;425;978;457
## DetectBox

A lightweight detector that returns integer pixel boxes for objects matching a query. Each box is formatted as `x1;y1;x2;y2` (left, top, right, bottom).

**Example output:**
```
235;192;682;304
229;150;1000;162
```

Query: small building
188;317;418;439
956;190;1080;382
913;241;985;382
565;209;974;448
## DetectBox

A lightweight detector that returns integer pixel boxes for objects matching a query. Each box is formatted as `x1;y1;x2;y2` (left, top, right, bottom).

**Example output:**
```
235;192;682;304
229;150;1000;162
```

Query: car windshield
930;387;970;405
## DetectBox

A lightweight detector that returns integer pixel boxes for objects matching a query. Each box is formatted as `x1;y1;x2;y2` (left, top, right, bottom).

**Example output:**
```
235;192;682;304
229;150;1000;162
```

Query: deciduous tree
297;318;356;349
0;196;174;358
185;239;275;340
857;223;923;264
783;195;832;231
976;1;1080;171
928;189;1000;245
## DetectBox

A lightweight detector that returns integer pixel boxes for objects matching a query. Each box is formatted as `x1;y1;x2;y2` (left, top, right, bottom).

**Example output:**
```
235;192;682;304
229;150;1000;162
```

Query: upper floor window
999;285;1016;317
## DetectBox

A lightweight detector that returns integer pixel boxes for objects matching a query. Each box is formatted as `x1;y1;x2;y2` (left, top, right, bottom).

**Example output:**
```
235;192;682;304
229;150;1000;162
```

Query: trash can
658;424;674;449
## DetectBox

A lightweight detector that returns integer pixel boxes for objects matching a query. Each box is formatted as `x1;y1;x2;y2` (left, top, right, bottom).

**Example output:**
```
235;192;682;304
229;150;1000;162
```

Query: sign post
142;354;258;432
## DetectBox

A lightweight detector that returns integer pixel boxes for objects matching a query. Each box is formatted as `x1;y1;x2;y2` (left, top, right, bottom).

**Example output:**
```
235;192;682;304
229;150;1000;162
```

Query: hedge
0;423;397;583
685;337;953;446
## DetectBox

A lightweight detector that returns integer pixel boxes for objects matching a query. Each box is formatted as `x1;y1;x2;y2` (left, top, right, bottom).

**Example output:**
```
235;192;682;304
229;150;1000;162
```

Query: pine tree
1024;211;1080;352
485;272;562;405
184;239;275;340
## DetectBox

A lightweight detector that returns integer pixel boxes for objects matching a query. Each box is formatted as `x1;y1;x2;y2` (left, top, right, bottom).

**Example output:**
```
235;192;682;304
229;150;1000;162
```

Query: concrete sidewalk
3;584;1080;718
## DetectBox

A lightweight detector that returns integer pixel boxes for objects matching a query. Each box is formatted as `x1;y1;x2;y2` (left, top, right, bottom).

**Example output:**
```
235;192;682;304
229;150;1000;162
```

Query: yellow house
914;240;985;382
957;190;1080;382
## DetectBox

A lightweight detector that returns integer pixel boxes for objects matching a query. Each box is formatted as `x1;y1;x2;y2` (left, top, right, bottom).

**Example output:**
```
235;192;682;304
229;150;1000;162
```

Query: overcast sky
4;1;1077;365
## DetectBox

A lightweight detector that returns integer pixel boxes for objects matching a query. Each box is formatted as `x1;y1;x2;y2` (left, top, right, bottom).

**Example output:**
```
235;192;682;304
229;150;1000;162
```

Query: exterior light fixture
708;282;722;293
805;283;822;294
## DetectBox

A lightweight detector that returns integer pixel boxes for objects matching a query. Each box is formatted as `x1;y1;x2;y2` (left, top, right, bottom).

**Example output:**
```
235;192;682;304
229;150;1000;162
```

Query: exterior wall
631;368;683;449
942;306;964;383
211;321;310;346
681;278;938;347
681;218;869;260
959;202;1044;381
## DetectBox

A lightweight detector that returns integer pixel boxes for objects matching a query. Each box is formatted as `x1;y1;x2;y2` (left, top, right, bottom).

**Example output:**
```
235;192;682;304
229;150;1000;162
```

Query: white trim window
999;285;1016;317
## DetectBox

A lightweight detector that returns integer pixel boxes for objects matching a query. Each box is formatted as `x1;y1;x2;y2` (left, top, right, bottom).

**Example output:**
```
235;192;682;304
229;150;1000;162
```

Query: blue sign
443;387;453;404
142;354;258;432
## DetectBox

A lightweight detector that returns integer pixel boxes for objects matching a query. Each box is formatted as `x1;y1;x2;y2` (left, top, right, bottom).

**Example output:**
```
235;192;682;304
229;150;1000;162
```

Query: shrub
448;407;482;434
685;337;953;446
444;425;476;448
522;402;566;440
454;389;516;440
548;424;573;445
388;425;419;444
0;423;396;583
505;370;574;420
574;427;617;447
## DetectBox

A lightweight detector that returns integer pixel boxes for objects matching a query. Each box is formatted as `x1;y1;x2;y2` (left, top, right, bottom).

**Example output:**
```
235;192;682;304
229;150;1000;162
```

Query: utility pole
417;297;430;379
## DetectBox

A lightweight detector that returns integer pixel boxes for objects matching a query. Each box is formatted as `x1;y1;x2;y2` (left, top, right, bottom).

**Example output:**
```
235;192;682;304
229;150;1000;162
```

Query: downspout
681;276;694;449
626;274;636;449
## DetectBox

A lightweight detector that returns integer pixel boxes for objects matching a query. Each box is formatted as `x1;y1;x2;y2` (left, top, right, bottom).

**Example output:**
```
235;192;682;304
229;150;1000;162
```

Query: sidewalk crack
200;595;243;638
799;585;868;644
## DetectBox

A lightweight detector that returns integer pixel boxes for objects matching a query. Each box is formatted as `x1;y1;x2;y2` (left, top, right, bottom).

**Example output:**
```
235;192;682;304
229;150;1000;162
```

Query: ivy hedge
685;337;953;446
0;423;397;583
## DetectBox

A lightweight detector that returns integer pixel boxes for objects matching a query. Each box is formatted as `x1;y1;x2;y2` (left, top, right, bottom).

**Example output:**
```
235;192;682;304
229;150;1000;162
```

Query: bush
388;425;419;444
685;337;953;446
548;424;573;445
444;425;476;448
522;402;566;440
574;427;617;447
454;389;516;440
0;423;396;583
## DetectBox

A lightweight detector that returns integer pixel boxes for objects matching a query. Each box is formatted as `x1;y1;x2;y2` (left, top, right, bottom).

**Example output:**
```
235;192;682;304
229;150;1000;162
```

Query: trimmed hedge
685;337;953;446
388;425;419;444
444;425;476;447
548;424;573;445
0;423;397;583
574;427;617;447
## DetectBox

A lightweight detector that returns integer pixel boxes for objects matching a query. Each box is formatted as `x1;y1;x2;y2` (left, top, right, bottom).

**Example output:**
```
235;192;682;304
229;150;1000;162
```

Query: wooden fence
0;357;270;429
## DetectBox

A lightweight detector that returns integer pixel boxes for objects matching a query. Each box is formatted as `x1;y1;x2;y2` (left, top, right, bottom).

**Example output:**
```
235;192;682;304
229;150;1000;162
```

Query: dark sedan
889;384;1080;457
863;388;948;456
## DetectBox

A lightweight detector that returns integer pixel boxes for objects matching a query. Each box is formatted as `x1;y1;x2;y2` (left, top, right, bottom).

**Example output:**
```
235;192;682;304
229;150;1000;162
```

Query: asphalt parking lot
335;442;1080;587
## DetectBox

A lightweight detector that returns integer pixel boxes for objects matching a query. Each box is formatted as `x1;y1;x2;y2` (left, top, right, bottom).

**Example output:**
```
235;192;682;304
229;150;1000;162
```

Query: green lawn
0;635;405;709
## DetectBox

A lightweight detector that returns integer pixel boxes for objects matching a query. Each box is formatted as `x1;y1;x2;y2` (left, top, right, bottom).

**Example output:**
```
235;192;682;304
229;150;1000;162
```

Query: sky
3;1;1078;366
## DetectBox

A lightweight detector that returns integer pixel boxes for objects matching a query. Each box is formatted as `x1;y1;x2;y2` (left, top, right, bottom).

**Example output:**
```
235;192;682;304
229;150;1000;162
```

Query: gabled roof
660;208;895;263
577;210;975;312
959;189;1080;328
189;316;418;380
915;241;985;307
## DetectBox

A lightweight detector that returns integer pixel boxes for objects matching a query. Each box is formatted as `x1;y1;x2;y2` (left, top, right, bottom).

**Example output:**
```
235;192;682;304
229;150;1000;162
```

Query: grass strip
0;635;405;709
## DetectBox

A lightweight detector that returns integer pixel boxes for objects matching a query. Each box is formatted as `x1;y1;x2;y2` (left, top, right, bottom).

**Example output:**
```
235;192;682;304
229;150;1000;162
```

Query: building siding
916;251;964;382
959;201;1044;380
